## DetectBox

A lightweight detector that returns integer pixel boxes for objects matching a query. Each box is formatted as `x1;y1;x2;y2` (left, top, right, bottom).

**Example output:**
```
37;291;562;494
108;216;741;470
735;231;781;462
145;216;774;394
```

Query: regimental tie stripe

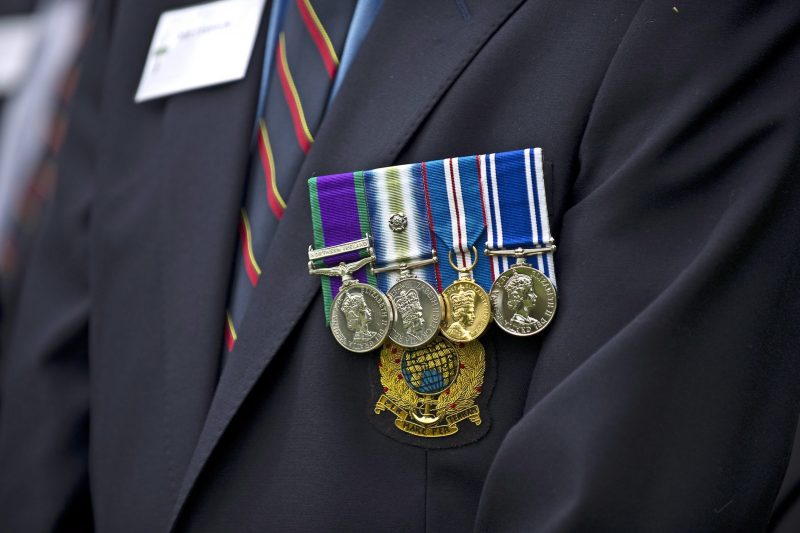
277;32;314;154
296;0;339;78
224;0;357;354
238;208;261;286
224;311;238;352
257;119;286;219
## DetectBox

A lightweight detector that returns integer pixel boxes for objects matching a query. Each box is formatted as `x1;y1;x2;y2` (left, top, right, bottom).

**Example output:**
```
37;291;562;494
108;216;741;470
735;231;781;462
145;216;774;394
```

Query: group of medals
306;148;557;438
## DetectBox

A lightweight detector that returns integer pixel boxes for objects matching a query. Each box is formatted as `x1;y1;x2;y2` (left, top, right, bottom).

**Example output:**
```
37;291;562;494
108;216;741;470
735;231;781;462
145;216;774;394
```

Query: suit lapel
169;0;526;528
158;8;267;515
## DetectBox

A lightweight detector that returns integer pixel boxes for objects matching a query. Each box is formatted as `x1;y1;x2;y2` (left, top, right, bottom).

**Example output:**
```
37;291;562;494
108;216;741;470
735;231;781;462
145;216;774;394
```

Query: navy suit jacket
2;1;800;531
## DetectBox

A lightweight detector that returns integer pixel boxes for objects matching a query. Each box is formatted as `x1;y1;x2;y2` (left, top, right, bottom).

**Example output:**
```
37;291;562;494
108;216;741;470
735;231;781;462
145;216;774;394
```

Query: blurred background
0;0;90;333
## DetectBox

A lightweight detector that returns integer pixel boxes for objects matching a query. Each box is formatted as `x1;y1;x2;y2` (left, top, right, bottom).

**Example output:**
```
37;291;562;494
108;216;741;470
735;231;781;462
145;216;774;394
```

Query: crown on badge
395;288;422;317
450;287;476;313
505;271;532;291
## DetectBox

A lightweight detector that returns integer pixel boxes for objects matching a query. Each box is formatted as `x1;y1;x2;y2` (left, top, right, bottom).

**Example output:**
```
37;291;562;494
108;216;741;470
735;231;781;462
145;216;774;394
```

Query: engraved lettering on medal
387;278;442;348
489;265;556;336
330;284;391;353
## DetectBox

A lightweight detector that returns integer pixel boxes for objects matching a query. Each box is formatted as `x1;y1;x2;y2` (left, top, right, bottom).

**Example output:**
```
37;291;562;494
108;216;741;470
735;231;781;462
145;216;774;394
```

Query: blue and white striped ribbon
364;163;438;292
479;148;556;286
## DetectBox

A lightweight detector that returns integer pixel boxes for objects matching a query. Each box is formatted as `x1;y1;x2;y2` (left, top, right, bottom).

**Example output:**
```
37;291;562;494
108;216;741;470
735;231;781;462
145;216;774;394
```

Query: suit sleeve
475;2;800;531
0;1;113;530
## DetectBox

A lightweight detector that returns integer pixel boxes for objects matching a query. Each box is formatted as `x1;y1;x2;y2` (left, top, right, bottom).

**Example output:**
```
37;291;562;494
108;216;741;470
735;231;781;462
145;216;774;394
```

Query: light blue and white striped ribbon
364;163;439;292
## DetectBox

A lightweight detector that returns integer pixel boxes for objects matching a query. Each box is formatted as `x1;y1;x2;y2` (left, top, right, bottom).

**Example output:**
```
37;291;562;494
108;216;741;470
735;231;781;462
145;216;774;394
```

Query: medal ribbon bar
479;148;556;286
308;171;377;322
364;163;440;292
422;156;493;292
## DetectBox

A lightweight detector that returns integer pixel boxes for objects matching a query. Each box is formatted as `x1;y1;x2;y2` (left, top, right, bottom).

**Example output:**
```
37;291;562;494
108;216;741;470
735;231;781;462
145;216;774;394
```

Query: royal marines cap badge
375;336;484;438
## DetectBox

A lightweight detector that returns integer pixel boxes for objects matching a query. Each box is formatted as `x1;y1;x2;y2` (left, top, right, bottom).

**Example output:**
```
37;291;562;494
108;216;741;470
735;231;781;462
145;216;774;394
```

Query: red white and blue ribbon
422;156;493;292
308;148;554;307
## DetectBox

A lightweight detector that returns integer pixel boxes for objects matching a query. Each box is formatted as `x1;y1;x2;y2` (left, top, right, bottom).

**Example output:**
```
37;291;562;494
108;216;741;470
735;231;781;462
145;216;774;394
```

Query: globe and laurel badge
374;336;484;438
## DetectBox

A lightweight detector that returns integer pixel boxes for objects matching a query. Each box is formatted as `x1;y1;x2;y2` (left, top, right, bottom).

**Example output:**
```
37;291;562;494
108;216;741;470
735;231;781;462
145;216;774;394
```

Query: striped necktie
224;0;357;354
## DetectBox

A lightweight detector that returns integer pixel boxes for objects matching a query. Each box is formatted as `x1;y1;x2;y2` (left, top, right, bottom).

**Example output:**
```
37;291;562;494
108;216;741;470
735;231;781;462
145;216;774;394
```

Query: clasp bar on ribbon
485;239;557;265
308;236;372;262
307;235;375;285
371;249;438;279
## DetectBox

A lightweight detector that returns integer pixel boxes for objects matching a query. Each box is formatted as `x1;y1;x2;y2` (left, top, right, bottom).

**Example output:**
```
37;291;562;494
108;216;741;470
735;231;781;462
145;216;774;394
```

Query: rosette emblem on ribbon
364;164;443;349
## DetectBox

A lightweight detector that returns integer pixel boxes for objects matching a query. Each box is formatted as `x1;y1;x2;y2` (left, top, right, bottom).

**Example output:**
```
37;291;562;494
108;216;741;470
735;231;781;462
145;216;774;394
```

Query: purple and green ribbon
308;171;377;323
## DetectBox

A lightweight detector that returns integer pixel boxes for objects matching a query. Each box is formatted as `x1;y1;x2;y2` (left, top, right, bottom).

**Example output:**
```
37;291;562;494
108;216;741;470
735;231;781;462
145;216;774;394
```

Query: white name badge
135;0;265;103
0;15;40;96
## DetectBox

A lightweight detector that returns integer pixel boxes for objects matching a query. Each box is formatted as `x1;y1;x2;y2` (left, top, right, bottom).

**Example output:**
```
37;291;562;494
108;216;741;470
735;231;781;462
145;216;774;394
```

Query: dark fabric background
1;1;799;531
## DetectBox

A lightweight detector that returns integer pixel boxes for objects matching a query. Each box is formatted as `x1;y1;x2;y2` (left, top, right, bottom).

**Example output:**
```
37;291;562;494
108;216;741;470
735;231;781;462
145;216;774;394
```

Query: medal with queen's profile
489;263;556;336
329;282;392;353
440;247;491;343
441;280;491;342
387;277;442;348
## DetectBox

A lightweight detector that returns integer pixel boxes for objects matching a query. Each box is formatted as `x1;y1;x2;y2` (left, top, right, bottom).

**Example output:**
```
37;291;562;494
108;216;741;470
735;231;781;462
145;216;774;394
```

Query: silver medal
372;252;443;349
308;242;392;354
387;277;442;348
330;283;392;353
486;245;558;336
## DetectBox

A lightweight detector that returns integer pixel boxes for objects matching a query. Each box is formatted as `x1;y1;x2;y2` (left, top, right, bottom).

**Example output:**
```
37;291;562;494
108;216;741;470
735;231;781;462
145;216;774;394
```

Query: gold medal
374;336;484;438
440;246;491;343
